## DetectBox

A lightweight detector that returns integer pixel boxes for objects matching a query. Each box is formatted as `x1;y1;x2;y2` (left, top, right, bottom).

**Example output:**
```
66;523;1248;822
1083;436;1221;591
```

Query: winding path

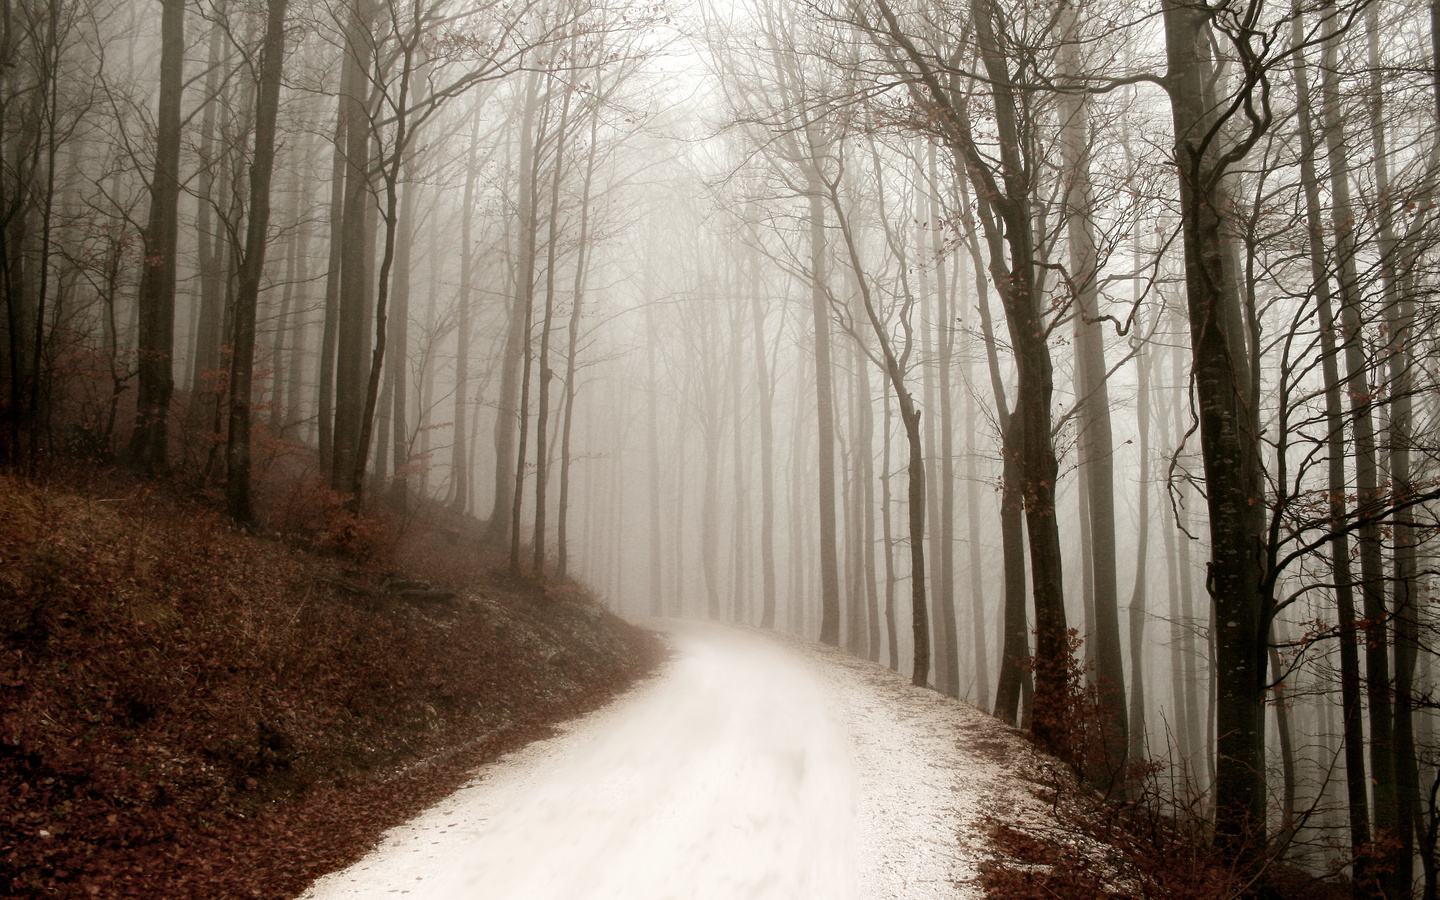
301;621;1037;900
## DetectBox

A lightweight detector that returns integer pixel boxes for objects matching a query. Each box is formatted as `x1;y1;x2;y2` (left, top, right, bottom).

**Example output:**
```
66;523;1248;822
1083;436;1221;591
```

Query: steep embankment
0;472;660;899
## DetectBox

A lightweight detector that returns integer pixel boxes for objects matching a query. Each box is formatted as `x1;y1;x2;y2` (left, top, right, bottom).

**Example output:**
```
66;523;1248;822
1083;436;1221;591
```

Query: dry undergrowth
0;468;661;899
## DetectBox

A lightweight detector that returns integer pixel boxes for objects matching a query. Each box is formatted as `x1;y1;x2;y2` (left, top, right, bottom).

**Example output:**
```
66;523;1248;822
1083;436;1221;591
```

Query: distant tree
126;0;185;474
225;0;290;524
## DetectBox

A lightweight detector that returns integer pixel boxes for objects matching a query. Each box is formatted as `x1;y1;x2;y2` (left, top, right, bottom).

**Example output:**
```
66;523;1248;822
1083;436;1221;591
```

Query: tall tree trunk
828;174;928;686
558;84;600;581
858;344;881;661
1321;15;1397;871
730;270;751;624
386;166;415;509
963;362;990;710
225;0;288;523
128;0;185;473
918;233;946;689
509;73;545;569
317;89;348;478
190;6;227;395
1059;5;1126;771
701;382;723;619
947;0;1069;737
351;30;421;505
330;0;377;491
646;298;664;613
485;74;540;547
534;79;574;570
929;152;959;699
270;187;302;433
955;181;1026;722
751;253;778;629
451;108;480;513
1367;7;1420;893
285;200;312;444
1161;0;1269;850
1291;20;1371;875
1127;299;1151;764
881;380;899;670
808;173;842;646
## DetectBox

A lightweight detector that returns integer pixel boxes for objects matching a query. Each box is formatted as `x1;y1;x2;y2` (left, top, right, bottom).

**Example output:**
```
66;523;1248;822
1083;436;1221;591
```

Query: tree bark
1290;20;1371;873
808;173;842;647
929;151;959;699
1161;0;1269;851
751;252;778;629
330;0;376;491
1059;6;1127;772
534;77;574;570
225;0;288;524
451;107;480;513
386;165;415;509
509;72;545;570
557;84;600;581
127;0;185;474
317;89;348;478
1320;15;1397;871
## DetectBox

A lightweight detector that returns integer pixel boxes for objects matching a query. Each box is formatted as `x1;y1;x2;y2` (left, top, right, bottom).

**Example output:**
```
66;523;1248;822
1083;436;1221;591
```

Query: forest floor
0;466;661;899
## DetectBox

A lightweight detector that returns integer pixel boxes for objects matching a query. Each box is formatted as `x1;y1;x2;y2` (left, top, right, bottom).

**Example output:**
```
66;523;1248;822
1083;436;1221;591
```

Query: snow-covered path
301;621;1037;900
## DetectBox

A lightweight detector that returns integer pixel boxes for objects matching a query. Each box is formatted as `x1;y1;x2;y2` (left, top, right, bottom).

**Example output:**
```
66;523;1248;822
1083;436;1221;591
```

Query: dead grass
0;467;661;898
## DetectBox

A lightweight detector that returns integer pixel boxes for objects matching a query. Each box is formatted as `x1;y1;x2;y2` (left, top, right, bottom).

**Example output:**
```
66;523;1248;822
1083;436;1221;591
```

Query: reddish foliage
0;471;661;898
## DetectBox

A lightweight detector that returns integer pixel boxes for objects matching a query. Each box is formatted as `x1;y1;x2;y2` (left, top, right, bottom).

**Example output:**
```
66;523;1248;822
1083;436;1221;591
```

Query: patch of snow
301;620;1045;900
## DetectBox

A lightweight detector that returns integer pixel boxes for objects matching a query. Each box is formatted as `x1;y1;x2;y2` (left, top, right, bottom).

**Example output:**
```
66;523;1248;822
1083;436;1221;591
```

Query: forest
3;0;1440;894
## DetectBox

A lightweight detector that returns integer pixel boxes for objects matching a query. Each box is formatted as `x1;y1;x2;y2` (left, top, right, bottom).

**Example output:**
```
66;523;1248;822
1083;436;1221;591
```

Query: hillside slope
0;472;660;899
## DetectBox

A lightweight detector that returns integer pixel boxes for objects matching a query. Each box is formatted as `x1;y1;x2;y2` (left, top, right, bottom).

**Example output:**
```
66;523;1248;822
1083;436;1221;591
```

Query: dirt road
301;621;1038;899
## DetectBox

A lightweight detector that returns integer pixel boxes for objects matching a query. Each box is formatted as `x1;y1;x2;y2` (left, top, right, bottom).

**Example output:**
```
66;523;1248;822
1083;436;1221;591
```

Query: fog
6;0;1440;886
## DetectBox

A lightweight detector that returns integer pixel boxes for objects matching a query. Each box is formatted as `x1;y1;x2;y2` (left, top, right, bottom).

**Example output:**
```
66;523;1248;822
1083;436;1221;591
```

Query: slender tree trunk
486;74;539;548
918;235;946;689
558;85;600;581
1367;8;1420;892
386;166;415;509
881;381;898;670
451;108;480;513
929;153;959;699
858;346;881;661
646;298;664;613
330;0;377;490
1059;6;1126;771
829;174;927;686
702;399;722;619
1321;17;1397;869
1269;638;1298;836
730;270;751;623
317;89;347;478
958;184;1026;723
843;335;863;653
534;79;574;570
285;204;312;443
191;7;226;395
1127;299;1151;764
128;0;185;473
1291;23;1371;875
808;173;842;646
509;74;545;569
751;253;778;629
963;363;989;710
674;403;688;616
225;0;288;523
271;188;302;433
